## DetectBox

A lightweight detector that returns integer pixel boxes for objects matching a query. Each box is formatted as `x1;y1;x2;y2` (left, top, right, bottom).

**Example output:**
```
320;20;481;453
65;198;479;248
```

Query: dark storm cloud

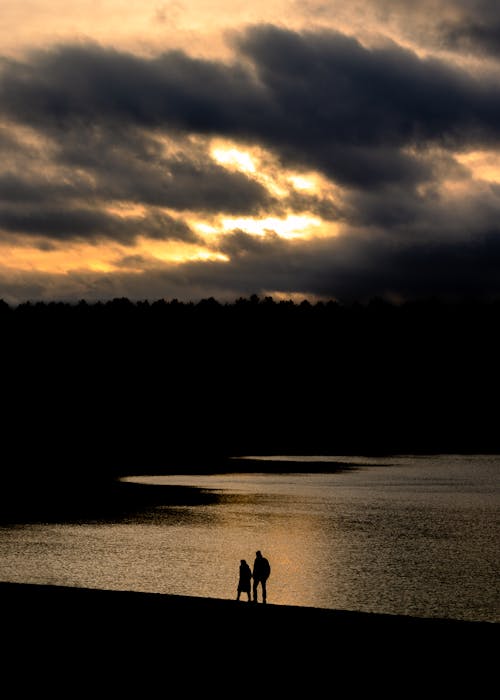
349;0;500;59
340;145;500;238
51;125;272;214
215;229;284;259
347;181;500;237
236;25;500;145
235;24;500;188
437;0;500;58
0;204;198;244
2;27;500;191
165;226;500;303
0;172;91;204
320;230;500;302
0;44;257;131
280;191;342;222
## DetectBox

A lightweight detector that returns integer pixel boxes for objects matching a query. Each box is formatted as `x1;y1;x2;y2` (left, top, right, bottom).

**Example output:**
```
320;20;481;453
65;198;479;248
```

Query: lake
0;454;498;623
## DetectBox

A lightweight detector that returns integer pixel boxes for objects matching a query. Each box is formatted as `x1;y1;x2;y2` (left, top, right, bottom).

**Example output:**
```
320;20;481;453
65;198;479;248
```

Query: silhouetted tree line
2;294;500;484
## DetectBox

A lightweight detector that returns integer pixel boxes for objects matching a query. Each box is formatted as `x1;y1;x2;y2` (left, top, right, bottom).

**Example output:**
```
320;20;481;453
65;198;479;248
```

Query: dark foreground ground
1;582;497;694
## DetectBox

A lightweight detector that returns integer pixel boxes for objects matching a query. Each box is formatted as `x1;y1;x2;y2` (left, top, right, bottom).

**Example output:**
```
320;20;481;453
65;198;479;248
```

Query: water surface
0;454;498;622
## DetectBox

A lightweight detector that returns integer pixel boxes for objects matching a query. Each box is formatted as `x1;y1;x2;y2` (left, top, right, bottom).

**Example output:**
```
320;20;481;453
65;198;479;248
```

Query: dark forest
2;294;499;519
3;294;500;460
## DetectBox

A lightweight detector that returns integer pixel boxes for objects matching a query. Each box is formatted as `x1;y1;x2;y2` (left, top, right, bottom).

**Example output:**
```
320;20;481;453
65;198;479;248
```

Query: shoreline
2;579;496;624
2;579;497;635
2;581;497;690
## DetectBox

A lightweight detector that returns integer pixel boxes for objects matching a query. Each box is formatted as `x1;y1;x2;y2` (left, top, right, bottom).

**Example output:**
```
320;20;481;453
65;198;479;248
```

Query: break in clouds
1;19;500;303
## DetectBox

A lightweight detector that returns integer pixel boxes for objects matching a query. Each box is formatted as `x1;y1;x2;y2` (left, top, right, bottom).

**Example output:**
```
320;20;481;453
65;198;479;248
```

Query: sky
1;0;500;305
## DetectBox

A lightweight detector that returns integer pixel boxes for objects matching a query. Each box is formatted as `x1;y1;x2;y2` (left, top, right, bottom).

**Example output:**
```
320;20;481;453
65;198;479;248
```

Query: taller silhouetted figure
252;550;271;603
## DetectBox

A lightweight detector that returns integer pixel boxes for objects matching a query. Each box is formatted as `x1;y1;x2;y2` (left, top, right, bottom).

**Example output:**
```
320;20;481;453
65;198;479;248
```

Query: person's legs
252;578;259;602
262;580;267;603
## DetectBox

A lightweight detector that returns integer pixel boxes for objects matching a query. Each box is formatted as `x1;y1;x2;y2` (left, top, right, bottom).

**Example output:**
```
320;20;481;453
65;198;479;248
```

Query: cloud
0;43;257;131
193;226;500;302
0;203;198;244
357;0;500;59
434;0;500;58
237;24;500;147
51;126;272;214
0;126;273;247
344;156;500;241
3;220;500;306
202;225;500;302
1;23;500;303
2;28;500;190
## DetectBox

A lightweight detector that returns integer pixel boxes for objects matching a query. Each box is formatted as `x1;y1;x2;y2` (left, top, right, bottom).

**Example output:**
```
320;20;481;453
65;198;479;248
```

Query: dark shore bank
4;299;500;475
0;457;362;524
1;582;497;693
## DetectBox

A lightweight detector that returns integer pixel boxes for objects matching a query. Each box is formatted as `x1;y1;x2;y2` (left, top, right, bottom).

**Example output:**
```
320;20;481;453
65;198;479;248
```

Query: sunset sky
1;0;500;304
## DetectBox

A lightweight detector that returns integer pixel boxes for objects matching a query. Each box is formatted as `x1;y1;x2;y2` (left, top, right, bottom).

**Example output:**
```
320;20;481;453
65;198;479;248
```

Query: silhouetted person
236;559;252;601
252;550;271;603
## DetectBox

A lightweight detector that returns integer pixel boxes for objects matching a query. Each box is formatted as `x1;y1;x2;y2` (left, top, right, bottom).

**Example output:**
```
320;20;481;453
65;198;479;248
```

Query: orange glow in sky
455;151;500;184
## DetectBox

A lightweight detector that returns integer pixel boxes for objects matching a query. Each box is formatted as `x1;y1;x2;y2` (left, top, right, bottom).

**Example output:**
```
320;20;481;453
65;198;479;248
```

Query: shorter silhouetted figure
252;550;271;603
237;559;252;601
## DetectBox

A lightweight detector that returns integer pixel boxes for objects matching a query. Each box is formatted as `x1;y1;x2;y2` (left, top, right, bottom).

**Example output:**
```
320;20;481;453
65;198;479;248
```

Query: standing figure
237;559;252;601
252;550;271;603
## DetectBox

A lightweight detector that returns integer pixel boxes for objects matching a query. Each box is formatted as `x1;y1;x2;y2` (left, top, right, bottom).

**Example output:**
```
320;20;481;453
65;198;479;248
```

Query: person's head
256;550;262;558
241;559;246;565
